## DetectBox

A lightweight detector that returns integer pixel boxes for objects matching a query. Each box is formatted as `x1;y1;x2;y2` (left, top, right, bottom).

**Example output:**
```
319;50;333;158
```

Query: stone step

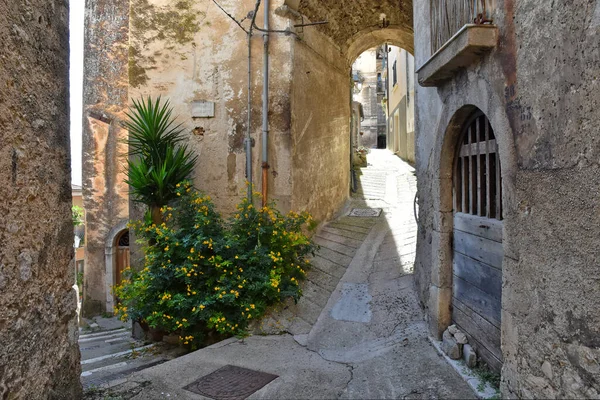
313;237;357;258
78;330;130;343
315;247;353;266
306;268;339;293
328;222;371;234
320;226;368;241
311;255;347;279
315;231;363;249
81;356;167;389
80;343;156;367
302;280;332;308
79;328;128;340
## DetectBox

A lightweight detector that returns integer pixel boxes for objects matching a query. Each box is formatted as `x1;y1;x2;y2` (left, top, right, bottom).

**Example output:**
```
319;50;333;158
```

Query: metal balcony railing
430;0;495;54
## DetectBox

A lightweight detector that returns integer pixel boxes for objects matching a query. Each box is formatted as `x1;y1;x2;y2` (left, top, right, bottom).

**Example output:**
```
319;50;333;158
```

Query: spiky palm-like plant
124;96;197;224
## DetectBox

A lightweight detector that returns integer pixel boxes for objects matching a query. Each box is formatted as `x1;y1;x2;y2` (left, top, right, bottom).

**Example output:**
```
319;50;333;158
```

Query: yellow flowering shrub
113;181;317;348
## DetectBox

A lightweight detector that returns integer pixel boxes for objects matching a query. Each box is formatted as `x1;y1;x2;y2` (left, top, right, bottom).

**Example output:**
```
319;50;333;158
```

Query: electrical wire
211;0;249;34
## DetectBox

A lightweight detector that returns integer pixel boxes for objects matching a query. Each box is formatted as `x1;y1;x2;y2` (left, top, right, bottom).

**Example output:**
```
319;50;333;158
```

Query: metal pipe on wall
261;0;270;206
245;31;253;201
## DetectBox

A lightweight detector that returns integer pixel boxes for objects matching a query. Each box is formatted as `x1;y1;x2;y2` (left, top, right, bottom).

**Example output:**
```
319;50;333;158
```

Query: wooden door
115;230;130;286
452;112;503;372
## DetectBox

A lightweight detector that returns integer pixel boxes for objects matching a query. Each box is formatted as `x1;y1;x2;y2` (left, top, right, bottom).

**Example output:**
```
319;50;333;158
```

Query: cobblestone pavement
89;150;476;399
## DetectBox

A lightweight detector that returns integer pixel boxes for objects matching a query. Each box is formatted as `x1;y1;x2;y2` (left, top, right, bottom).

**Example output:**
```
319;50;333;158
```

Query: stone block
463;344;477;368
430;230;453;289
454;331;468;344
442;329;463;359
448;324;458;335
428;285;453;339
132;321;146;340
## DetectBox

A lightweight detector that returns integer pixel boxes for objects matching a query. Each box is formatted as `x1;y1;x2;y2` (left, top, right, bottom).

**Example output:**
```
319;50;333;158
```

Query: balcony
417;0;497;87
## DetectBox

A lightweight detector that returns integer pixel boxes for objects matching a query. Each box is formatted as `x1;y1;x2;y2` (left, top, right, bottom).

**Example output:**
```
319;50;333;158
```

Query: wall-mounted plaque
191;101;215;118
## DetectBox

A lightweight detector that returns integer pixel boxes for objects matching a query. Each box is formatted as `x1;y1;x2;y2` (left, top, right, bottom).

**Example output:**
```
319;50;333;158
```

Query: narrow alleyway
90;150;475;399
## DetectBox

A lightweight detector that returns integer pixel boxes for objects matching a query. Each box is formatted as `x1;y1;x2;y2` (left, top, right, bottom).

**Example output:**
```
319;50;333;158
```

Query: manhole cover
348;208;382;217
184;365;278;400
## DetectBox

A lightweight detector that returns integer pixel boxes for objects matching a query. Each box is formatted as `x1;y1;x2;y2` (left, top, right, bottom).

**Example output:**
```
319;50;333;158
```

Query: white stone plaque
191;101;215;118
348;208;382;217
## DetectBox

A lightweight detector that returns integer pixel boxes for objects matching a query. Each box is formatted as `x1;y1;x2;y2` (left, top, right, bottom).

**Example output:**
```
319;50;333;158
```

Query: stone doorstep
429;337;499;399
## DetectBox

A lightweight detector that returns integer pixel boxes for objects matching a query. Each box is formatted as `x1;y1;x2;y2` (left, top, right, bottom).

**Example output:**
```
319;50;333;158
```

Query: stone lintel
417;24;498;87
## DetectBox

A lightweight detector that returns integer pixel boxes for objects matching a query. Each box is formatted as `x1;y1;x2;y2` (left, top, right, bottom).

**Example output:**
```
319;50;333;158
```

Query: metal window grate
454;112;502;220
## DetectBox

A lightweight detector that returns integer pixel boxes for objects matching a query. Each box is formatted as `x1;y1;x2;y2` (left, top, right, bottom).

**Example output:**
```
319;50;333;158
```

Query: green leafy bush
114;182;317;348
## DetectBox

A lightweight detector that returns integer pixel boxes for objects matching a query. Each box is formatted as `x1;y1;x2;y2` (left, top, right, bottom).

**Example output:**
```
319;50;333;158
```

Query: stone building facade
0;0;81;397
413;1;600;398
83;0;413;314
385;45;415;164
82;0;131;316
352;48;387;149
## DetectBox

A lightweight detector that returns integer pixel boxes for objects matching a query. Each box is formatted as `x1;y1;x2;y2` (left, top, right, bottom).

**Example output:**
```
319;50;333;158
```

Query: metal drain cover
184;365;278;400
348;208;382;217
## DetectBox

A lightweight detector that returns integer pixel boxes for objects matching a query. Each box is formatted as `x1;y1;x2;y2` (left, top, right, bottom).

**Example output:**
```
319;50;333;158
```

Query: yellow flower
199;304;205;310
164;246;169;251
250;304;255;309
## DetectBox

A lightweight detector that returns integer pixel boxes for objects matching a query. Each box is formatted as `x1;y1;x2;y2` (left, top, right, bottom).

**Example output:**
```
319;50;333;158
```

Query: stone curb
429;337;499;399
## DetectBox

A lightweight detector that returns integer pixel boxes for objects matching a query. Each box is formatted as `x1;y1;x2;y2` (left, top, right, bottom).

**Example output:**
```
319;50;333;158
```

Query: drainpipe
261;0;270;206
245;31;253;201
385;43;391;150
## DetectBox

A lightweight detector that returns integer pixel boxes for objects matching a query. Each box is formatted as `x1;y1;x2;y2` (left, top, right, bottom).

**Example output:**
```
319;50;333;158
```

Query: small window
117;230;130;247
453;112;502;220
392;60;397;86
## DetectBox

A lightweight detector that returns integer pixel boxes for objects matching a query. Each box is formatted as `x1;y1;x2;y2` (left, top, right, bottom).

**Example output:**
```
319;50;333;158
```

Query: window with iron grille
454;112;502;220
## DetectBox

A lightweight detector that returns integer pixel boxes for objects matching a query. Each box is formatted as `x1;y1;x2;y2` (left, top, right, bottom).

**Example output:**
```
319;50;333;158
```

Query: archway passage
452;111;503;372
115;229;130;287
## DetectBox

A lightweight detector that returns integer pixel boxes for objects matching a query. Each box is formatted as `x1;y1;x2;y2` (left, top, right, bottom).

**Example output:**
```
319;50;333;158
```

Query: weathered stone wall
0;0;81;397
128;0;295;216
413;0;600;397
83;0;130;315
289;25;351;222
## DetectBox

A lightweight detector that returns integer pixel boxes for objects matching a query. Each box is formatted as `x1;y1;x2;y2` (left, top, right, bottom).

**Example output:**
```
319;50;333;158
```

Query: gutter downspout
261;0;270;206
385;43;391;151
245;31;253;201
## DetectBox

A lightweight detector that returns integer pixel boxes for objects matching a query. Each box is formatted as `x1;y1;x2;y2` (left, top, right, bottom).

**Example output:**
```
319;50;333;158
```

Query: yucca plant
124;96;197;224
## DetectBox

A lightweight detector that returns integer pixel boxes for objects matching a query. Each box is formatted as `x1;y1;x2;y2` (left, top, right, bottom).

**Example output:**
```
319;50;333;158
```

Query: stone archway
104;220;129;312
286;0;414;222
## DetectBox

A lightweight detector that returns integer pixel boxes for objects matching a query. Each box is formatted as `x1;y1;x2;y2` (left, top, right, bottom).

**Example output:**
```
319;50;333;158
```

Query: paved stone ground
88;150;475;399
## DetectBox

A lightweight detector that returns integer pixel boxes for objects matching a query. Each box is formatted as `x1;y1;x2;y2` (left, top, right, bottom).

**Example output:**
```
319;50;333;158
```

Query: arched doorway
114;229;130;287
452;110;503;371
